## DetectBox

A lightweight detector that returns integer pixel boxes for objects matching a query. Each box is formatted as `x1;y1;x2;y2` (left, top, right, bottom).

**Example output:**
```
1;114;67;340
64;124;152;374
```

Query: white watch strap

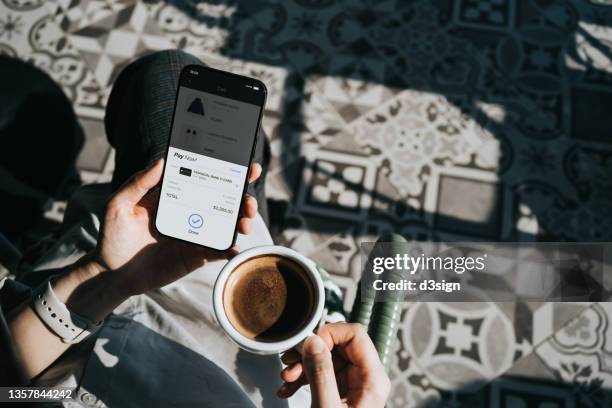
31;280;103;344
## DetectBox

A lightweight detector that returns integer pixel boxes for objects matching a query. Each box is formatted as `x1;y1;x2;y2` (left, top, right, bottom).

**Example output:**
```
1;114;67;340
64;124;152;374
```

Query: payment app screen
156;84;261;249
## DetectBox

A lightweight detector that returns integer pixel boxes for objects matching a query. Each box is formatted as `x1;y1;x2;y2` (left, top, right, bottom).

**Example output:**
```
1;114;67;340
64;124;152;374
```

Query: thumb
113;159;164;205
302;335;342;408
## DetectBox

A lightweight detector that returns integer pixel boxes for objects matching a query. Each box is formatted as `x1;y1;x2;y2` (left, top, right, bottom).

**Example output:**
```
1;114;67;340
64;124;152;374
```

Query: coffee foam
223;255;314;341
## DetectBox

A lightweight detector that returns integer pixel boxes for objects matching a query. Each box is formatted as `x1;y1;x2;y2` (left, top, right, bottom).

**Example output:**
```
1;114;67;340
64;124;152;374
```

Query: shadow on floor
160;0;612;246
0;56;83;248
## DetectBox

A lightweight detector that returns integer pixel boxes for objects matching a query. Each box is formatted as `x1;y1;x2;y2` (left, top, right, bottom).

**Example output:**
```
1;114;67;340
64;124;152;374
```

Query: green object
349;233;407;371
317;233;406;372
368;298;402;370
348;283;375;327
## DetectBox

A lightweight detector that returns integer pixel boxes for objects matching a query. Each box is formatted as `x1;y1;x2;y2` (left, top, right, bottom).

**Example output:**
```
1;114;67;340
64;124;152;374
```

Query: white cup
213;245;325;355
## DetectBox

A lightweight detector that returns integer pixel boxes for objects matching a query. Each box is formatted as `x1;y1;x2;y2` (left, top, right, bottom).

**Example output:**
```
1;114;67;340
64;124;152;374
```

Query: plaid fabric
105;50;270;222
316;265;347;325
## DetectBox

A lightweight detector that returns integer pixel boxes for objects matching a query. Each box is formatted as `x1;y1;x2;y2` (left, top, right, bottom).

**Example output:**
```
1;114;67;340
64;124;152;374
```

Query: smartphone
155;65;267;251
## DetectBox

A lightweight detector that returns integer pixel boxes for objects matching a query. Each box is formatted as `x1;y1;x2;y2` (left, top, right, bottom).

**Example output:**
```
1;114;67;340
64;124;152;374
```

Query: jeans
105;50;270;223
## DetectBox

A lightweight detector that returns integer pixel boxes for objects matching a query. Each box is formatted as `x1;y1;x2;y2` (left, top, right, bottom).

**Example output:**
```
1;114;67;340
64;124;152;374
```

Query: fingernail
147;158;162;169
281;365;295;375
304;335;325;356
276;384;288;397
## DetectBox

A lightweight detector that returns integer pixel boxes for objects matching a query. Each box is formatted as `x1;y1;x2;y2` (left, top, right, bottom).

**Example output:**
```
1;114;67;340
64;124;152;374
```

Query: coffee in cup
223;255;316;342
213;246;325;354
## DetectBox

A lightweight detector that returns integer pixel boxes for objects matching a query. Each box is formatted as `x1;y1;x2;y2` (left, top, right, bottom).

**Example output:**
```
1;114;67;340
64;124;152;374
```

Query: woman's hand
54;158;261;322
278;323;390;408
11;158;262;378
94;158;261;296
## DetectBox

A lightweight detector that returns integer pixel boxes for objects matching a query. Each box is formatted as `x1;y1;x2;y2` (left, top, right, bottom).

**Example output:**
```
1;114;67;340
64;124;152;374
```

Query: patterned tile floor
2;0;612;406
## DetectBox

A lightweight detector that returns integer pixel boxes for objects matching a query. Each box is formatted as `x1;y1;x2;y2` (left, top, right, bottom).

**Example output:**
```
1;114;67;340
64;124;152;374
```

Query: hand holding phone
94;158;262;298
155;65;267;250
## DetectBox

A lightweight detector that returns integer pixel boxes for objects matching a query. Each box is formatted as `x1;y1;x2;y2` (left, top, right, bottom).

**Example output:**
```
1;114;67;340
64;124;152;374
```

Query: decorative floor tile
296;148;376;223
43;199;67;224
0;2;49;56
402;301;521;392
149;0;235;56
1;1;109;115
328;273;359;312
367;160;428;224
346;89;500;211
486;376;585;407
433;172;504;240
349;0;412;29
266;126;307;183
4;0;612;405
484;24;575;141
388;317;442;407
25;50;89;102
306;38;406;123
534;303;612;406
220;15;288;69
69;2;173;86
368;1;486;92
570;3;612;87
258;68;348;151
570;85;612;143
73;69;110;115
503;350;559;382
49;0;135;34
2;0;46;12
305;230;360;278
508;143;612;242
79;147;114;185
453;0;516;32
293;79;348;143
150;3;288;74
270;199;354;255
253;0;365;72
75;114;112;173
262;72;349;189
227;60;290;114
495;301;593;357
0;0;101;111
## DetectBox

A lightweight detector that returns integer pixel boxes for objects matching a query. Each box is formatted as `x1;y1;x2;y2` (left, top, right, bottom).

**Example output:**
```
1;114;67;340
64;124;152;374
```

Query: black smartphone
154;65;267;251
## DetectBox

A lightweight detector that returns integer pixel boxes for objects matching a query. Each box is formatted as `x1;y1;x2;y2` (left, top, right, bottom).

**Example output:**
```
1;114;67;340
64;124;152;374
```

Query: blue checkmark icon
188;214;203;229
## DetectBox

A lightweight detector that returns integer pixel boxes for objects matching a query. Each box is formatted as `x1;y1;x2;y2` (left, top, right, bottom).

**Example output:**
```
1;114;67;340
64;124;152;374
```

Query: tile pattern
403;301;519;390
2;0;612;405
68;2;173;87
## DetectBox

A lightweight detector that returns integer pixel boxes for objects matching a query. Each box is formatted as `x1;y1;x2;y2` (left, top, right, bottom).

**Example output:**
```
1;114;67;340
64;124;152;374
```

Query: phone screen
155;65;266;250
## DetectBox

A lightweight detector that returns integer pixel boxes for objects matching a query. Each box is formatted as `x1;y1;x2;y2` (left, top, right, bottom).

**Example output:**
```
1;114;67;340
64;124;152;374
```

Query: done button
188;213;203;229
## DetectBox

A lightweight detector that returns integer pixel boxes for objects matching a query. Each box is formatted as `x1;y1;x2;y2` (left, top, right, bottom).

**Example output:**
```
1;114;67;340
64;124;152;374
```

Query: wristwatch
31;280;103;344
